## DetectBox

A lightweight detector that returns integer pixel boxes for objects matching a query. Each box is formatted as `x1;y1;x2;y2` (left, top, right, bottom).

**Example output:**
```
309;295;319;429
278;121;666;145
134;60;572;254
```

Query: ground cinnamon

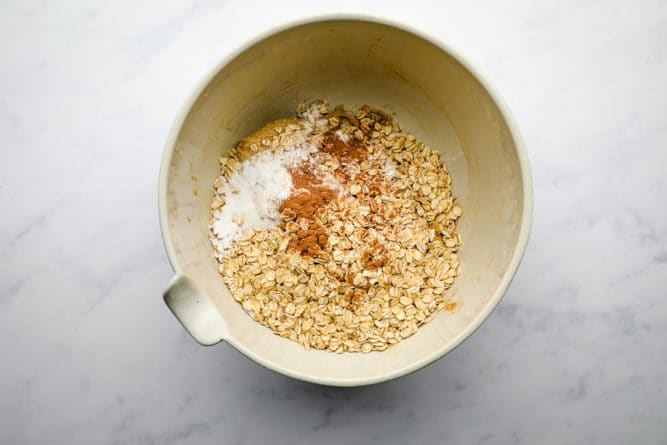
321;131;368;163
361;240;389;269
359;105;393;127
279;168;335;220
289;227;329;256
279;166;336;256
278;114;384;259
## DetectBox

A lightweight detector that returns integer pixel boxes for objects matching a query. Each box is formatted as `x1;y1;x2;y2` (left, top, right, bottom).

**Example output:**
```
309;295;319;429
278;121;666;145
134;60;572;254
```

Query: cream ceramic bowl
159;16;532;386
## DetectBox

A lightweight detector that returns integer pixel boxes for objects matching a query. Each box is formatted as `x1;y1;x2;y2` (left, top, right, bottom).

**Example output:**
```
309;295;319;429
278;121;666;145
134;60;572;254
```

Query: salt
211;142;315;254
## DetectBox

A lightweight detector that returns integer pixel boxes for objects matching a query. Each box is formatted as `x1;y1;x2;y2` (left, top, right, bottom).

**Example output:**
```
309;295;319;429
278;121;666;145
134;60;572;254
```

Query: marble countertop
2;1;666;443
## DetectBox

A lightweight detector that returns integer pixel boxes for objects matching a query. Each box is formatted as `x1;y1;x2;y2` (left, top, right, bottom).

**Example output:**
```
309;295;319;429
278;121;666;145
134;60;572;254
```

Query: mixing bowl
159;16;532;386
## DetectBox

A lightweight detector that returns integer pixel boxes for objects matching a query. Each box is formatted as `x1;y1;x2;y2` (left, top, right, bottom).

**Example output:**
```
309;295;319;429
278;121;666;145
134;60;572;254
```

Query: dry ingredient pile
209;100;462;353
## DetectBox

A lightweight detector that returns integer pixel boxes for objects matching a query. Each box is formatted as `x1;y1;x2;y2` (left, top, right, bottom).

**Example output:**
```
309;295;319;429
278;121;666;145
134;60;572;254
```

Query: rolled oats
210;101;462;353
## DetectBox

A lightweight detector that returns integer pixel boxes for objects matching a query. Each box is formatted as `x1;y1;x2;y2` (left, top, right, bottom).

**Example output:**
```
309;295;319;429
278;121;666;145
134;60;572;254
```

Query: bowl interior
162;19;528;385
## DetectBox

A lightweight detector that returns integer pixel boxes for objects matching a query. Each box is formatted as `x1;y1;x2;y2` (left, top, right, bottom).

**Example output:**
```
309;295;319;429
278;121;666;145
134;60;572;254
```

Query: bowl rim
158;13;533;386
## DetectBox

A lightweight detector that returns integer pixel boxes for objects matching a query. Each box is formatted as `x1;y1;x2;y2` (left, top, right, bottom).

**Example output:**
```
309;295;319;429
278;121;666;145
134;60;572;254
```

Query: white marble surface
2;0;666;443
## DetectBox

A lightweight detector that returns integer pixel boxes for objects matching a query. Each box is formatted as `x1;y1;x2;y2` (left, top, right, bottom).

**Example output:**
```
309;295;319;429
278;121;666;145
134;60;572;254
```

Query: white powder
301;102;324;122
335;128;350;143
383;160;398;178
211;142;315;254
312;162;343;197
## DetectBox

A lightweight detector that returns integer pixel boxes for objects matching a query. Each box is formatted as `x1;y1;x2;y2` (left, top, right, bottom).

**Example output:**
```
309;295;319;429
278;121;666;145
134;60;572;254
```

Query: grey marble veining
1;0;666;443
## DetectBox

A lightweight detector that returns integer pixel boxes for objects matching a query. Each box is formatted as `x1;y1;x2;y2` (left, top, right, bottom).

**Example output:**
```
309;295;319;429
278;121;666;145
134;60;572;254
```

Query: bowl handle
163;274;227;346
